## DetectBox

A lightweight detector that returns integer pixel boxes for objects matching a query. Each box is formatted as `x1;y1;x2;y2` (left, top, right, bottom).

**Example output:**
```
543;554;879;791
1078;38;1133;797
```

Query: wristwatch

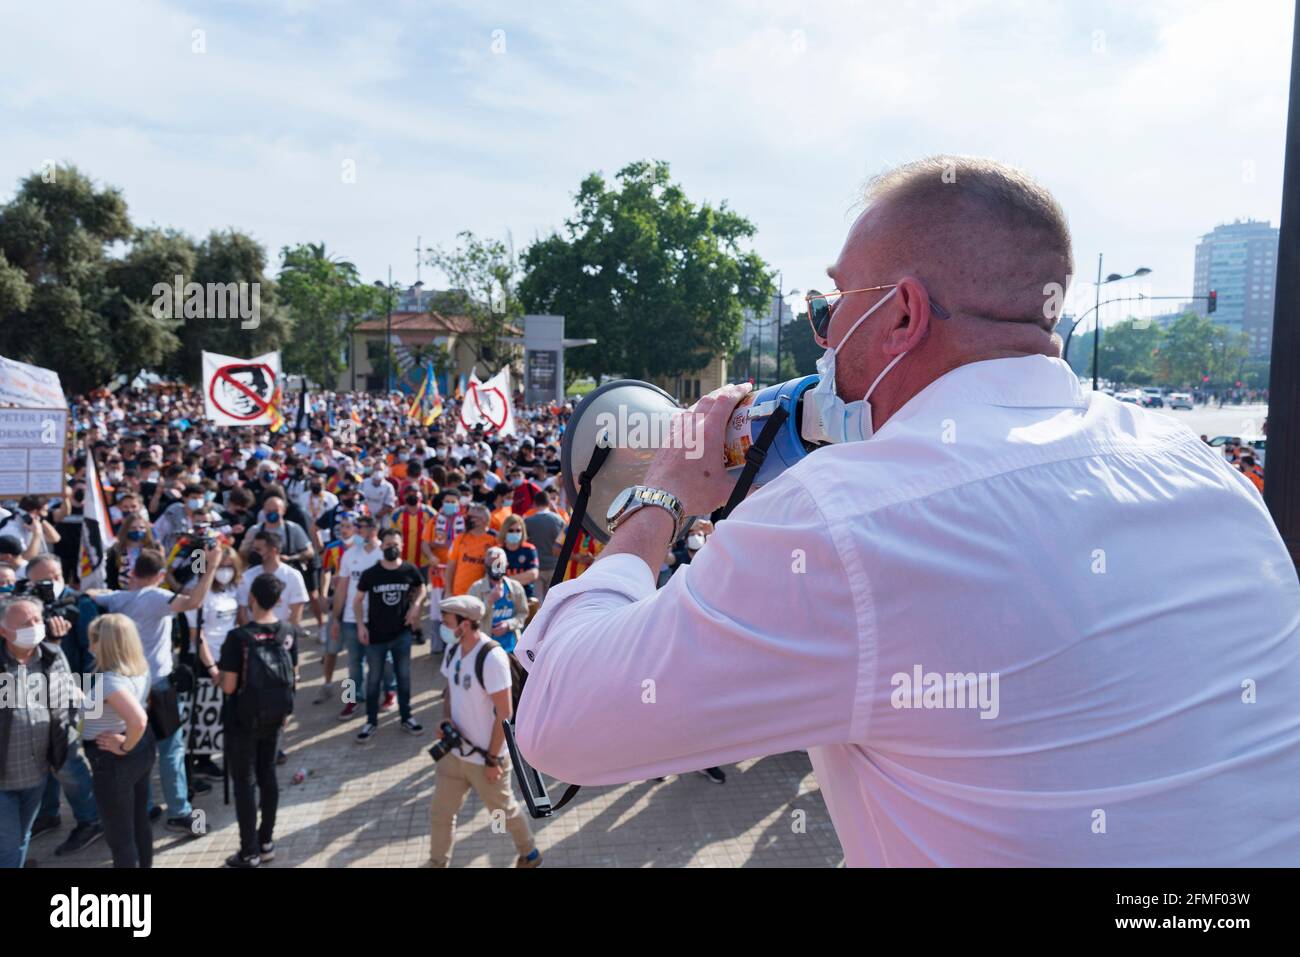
606;485;686;540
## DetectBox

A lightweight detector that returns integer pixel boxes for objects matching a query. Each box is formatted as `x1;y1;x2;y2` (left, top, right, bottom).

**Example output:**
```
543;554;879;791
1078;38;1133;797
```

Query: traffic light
1207;290;1217;314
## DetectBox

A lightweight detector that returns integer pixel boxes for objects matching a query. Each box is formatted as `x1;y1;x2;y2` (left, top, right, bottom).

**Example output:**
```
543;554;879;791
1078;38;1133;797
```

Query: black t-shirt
217;620;299;725
357;561;424;641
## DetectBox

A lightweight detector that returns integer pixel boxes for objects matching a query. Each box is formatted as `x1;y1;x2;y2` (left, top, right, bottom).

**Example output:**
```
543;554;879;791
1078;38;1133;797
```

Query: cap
439;594;485;621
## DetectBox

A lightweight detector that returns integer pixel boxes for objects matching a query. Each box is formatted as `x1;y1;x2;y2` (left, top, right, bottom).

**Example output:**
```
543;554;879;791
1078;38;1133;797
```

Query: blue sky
1;0;1293;330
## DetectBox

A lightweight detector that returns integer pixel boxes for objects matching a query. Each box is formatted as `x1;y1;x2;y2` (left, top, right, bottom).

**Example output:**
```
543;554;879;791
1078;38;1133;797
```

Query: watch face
606;486;635;523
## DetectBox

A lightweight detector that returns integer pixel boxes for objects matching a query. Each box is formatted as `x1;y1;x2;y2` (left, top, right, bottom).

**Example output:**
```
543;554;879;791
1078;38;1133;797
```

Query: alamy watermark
593;405;704;459
151;274;260;329
890;665;1000;719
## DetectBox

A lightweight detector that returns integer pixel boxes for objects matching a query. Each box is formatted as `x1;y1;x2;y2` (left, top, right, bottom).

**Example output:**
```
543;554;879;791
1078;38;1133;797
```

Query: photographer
0;594;80;868
0;496;62;563
428;595;540;868
24;555;105;855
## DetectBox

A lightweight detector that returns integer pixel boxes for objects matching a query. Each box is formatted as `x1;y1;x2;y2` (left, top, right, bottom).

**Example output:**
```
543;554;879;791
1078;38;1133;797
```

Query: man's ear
884;276;934;354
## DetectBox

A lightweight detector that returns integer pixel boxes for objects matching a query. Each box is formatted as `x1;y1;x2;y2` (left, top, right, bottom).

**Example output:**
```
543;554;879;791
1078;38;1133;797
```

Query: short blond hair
88;613;149;677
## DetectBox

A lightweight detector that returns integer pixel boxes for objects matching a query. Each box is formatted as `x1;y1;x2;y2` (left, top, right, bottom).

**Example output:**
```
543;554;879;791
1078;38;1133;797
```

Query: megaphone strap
550;442;612;591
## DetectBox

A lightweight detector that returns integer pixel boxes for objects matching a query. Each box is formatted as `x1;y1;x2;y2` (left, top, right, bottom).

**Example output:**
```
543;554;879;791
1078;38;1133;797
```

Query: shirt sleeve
143;588;177;616
482;646;512;696
514;475;865;786
357;566;374;592
284;568;308;606
217;631;243;673
94;591;128;612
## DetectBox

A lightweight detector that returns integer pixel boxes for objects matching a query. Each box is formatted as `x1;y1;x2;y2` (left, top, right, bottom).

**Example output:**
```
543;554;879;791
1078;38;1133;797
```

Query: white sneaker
356;722;376;744
313;682;332;705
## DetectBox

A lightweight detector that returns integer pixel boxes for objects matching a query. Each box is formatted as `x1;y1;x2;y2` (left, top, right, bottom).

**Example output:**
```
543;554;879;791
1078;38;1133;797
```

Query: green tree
278;242;379;387
1090;317;1163;386
1160;313;1216;387
518;160;773;382
425;231;520;372
0;165;182;391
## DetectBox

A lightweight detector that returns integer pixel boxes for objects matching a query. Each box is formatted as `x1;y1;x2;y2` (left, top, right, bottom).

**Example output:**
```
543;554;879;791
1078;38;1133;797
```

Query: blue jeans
364;630;413;725
39;740;100;825
343;622;394;704
0;783;45;868
147;676;192;819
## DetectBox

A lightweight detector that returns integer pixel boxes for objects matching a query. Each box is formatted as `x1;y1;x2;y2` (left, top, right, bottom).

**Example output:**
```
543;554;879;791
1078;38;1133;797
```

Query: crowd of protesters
0;381;651;868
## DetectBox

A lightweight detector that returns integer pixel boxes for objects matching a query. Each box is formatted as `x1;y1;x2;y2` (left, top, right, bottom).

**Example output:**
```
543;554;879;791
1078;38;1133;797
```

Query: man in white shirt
514;155;1300;867
329;515;393;718
236;529;307;627
359;467;396;523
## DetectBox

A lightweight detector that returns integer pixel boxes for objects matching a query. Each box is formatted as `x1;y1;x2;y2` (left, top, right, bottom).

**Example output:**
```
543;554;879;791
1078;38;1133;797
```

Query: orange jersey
490;505;512;531
420;511;465;587
447;531;498;596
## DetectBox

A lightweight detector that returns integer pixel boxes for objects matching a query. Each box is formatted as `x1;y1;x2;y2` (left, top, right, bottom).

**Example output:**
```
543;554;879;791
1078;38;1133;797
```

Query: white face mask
215;567;235;585
808;287;906;444
686;533;706;551
440;623;458;645
13;621;46;648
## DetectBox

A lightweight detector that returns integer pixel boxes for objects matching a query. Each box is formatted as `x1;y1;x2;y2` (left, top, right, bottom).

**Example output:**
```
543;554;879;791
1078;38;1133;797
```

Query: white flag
202;351;282;427
456;366;516;437
77;451;116;588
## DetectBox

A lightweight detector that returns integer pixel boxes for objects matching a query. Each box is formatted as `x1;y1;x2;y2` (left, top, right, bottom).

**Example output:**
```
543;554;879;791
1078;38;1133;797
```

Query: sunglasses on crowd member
804;285;951;342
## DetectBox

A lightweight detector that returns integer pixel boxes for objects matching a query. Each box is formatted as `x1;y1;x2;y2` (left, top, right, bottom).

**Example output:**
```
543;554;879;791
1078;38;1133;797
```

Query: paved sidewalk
29;623;843;868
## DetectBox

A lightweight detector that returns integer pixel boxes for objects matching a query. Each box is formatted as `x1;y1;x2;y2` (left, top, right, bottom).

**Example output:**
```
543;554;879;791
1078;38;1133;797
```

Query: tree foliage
278;242;380;387
425;231;520;371
518;160;773;382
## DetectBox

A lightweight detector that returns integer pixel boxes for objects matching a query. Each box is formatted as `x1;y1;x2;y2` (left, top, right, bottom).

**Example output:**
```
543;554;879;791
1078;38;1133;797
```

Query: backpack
235;622;296;735
444;638;527;713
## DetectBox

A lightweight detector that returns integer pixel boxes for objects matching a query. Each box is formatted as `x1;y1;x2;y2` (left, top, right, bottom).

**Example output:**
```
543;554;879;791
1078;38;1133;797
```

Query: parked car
1167;392;1193;410
1116;390;1143;405
1140;387;1164;408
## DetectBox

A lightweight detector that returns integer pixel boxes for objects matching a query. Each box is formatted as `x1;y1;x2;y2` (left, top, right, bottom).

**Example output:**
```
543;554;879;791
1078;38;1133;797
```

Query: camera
189;523;218;550
426;721;462;762
13;578;57;605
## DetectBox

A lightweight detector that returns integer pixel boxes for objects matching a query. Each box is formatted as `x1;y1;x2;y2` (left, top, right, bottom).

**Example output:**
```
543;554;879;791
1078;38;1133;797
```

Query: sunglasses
804;285;951;342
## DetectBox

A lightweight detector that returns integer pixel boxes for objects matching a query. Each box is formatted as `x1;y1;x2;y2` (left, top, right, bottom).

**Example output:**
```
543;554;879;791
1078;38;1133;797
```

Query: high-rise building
1192;219;1279;358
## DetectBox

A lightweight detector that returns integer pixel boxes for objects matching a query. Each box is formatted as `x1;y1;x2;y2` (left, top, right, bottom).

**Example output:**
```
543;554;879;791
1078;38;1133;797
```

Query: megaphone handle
712;404;789;524
550;442;612;591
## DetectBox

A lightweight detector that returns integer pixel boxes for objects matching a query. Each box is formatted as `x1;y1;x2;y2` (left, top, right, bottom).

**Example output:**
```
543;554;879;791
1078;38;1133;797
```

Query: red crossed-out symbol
459;383;508;433
209;363;277;420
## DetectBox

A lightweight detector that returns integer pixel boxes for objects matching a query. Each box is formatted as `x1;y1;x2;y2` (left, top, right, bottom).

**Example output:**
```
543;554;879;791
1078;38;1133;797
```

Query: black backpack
445;638;527;712
235;622;296;735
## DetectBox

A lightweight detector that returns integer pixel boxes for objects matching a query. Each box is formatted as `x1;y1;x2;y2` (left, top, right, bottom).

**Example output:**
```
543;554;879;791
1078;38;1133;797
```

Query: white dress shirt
515;355;1300;866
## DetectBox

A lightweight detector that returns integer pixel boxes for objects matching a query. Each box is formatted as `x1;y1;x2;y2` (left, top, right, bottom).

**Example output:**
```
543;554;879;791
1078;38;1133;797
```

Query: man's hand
484;764;503;783
99;732;127;755
404;609;423;631
642;382;752;517
47;616;71;639
491;621;507;637
357;624;369;646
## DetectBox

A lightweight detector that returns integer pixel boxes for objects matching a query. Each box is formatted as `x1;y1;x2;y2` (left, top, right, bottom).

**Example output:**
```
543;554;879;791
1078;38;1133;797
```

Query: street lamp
1088;255;1152;391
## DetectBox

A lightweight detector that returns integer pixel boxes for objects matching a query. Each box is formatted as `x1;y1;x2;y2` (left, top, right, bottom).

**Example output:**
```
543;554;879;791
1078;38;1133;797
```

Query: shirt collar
894;355;1086;418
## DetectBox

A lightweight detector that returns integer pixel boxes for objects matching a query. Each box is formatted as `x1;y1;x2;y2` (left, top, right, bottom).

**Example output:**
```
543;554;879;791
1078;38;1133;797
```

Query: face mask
505;531;522;547
687;533;706;551
265;511;280;523
108;471;123;484
435;448;446;458
383;545;401;561
808;287;905;444
459;496;472;507
205;490;217;503
311;484;324;495
13;622;45;648
127;529;146;542
147;471;160;483
187;498;204;510
439;623;458;645
511;478;523;488
442;502;459;516
215;567;235;585
405;494;419;506
0;584;13;594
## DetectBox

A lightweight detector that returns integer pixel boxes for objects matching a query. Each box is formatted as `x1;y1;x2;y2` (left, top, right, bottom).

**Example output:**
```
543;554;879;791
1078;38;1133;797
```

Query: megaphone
561;375;828;543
